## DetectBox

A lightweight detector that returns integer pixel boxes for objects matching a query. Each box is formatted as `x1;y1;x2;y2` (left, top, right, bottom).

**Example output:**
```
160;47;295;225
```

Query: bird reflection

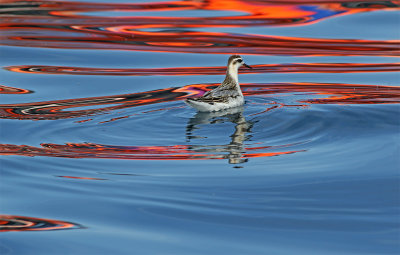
186;107;254;165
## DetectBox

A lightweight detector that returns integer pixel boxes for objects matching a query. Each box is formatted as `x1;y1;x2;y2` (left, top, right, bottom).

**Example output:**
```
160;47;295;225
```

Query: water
0;1;399;254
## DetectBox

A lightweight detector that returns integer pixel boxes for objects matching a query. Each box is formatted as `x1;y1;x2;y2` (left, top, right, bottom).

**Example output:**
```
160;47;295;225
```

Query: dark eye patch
236;59;243;63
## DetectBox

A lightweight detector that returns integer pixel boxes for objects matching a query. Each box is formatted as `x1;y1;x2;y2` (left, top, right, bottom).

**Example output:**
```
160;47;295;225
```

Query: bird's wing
203;85;240;99
191;96;229;104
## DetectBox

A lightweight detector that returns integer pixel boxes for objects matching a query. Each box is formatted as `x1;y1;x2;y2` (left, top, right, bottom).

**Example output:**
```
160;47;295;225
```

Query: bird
185;55;251;112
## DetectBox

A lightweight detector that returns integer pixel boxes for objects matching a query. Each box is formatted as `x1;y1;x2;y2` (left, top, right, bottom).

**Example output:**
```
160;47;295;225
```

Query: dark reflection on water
186;107;307;164
186;107;253;164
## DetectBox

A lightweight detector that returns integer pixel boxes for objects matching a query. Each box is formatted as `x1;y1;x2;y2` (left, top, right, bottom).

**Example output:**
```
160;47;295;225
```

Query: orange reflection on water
6;63;400;76
1;0;399;55
0;215;82;232
0;83;399;120
0;85;33;94
243;82;400;105
2;28;398;56
2;0;398;28
58;176;106;180
0;142;304;161
0;86;187;120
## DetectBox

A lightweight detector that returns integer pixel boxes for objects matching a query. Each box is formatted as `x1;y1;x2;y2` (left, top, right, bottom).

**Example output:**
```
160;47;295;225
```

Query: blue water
1;1;399;254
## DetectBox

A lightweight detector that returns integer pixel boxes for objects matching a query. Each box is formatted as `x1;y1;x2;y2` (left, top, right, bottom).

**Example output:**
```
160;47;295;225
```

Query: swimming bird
185;55;251;112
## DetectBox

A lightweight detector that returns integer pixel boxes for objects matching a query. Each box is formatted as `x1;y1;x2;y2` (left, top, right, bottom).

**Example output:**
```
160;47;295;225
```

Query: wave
2;28;398;56
0;142;304;161
0;82;398;120
6;63;400;76
1;0;398;28
1;0;399;56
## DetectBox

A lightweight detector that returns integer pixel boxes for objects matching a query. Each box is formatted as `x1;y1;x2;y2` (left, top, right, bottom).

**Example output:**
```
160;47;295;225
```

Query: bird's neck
226;65;239;84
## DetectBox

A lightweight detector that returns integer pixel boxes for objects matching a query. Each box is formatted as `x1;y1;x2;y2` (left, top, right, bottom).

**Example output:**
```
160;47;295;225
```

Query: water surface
1;1;399;254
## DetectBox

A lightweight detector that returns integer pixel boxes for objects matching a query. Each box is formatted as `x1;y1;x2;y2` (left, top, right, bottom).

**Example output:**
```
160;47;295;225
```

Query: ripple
0;215;83;232
1;82;398;164
6;62;400;76
0;142;304;162
0;82;398;120
0;86;188;120
0;85;33;94
1;0;398;28
57;175;107;180
2;29;398;56
1;1;399;55
1;0;399;253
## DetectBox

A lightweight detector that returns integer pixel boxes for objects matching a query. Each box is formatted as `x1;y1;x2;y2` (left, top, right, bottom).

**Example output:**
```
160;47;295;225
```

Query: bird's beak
243;63;252;69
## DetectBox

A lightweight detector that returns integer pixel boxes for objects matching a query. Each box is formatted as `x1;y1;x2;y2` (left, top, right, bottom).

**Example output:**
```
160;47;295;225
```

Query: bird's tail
184;98;210;112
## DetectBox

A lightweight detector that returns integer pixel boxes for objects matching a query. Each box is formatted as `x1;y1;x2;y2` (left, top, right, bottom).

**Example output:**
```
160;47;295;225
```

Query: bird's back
201;75;241;99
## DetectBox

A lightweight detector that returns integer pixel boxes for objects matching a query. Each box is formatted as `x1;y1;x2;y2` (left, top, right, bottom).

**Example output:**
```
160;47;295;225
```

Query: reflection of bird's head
227;55;252;71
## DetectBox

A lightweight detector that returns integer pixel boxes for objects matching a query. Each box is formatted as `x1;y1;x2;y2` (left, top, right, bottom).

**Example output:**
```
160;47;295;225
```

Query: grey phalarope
185;55;251;112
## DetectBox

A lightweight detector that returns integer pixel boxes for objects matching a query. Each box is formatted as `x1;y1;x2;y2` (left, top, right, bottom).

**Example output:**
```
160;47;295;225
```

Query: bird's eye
237;59;243;63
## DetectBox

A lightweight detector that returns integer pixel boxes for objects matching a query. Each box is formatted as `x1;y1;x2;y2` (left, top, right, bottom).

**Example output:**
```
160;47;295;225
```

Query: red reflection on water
1;0;399;56
0;83;398;120
0;85;33;94
58;175;106;180
0;142;303;161
0;86;188;120
243;82;400;105
1;0;398;28
2;28;398;56
6;63;400;76
0;215;82;232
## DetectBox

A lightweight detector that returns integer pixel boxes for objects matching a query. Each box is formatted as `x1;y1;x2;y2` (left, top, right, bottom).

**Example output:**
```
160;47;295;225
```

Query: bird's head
227;55;252;70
